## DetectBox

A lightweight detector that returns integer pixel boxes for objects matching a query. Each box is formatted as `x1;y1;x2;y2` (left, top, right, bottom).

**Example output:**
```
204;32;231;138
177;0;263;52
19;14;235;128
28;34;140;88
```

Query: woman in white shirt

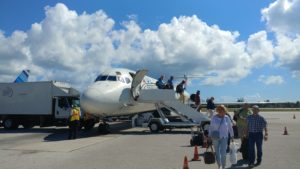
209;105;234;169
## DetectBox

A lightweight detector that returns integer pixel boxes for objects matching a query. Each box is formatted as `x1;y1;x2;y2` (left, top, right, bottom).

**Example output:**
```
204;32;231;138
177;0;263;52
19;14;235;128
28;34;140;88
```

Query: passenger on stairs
156;75;166;89
176;80;186;104
165;76;174;89
195;90;201;112
206;97;216;118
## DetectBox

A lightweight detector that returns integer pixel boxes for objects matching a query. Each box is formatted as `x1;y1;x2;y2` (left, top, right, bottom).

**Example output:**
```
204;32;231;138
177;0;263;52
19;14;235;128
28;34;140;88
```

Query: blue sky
0;0;299;102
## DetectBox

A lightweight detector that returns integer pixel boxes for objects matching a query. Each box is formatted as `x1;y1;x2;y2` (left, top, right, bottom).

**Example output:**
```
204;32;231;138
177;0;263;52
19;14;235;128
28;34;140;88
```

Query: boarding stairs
137;89;210;124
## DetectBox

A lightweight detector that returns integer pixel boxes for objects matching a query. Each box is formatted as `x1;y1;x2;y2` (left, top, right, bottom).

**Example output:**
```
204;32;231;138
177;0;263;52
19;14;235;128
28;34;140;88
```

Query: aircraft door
131;69;148;100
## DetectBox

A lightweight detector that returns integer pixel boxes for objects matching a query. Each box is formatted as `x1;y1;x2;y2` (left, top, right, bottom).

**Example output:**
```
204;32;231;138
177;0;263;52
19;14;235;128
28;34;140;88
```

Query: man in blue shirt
166;76;174;89
246;105;268;168
156;75;165;89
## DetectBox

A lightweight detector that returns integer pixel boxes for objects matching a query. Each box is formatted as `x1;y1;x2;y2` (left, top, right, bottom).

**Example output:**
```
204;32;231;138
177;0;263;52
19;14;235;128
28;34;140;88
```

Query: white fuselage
80;68;158;117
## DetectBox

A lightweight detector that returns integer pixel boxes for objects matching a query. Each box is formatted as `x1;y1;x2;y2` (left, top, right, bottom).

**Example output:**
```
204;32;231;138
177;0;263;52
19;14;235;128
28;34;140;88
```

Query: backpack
190;94;196;102
176;84;183;93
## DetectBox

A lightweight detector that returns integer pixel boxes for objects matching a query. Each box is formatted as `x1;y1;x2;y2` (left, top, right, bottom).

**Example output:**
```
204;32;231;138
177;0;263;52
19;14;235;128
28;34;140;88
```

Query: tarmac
0;111;299;169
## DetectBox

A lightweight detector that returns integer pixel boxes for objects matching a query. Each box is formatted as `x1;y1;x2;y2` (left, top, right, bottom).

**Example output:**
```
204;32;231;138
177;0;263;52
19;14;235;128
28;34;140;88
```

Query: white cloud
262;0;300;77
258;75;284;85
246;31;274;67
262;0;300;35
0;3;276;90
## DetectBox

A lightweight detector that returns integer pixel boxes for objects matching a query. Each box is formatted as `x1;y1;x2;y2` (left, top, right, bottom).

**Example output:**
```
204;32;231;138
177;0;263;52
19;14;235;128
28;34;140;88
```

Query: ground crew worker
69;105;80;139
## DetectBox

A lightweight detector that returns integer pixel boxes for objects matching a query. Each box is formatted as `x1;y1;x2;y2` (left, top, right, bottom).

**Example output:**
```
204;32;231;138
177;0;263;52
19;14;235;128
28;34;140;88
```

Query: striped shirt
247;114;267;133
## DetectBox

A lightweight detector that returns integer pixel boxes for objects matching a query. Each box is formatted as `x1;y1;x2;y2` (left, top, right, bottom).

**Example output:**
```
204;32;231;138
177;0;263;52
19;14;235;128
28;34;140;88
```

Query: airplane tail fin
14;70;30;83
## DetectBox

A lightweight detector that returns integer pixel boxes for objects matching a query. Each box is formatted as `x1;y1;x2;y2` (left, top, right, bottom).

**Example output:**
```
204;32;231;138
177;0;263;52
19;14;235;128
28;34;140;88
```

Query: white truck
0;81;97;129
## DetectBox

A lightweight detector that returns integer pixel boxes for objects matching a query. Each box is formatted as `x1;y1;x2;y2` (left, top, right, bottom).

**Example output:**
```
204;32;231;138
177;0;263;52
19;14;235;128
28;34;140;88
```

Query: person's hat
252;105;259;109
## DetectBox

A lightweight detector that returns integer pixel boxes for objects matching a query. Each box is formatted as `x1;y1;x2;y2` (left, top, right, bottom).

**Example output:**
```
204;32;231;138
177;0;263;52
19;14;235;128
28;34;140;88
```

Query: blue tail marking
14;70;30;83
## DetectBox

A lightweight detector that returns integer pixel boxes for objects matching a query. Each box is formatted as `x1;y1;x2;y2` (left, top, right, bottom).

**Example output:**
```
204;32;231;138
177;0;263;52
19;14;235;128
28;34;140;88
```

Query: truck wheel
149;122;161;133
3;118;19;129
22;122;34;129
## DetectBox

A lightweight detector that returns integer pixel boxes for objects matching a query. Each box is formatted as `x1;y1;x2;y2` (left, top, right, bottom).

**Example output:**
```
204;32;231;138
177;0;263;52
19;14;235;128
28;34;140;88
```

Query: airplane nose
80;88;103;113
80;86;118;115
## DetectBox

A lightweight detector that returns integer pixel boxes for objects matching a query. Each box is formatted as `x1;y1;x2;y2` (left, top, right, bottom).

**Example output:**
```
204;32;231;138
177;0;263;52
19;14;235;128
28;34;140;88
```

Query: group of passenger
155;75;268;168
208;103;268;169
155;75;186;103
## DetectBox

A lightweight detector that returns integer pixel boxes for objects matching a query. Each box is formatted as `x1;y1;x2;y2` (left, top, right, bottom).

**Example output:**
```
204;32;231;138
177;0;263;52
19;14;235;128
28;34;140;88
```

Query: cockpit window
95;75;108;82
117;76;125;83
125;77;131;84
107;76;117;81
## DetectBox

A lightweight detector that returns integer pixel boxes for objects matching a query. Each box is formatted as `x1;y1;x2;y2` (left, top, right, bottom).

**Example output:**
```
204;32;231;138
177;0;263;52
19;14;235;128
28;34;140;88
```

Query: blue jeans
248;132;263;164
213;138;228;168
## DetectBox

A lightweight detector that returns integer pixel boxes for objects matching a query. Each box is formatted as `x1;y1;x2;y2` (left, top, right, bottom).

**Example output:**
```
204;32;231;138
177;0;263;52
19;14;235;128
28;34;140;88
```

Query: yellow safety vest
70;108;80;121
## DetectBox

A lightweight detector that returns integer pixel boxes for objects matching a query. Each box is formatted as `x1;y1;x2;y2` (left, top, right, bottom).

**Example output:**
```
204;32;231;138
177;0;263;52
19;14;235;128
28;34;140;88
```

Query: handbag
210;117;224;139
204;145;215;164
229;141;238;164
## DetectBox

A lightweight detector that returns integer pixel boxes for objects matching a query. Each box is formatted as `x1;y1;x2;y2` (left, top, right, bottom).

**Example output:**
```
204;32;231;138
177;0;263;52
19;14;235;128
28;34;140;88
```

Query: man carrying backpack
176;80;186;103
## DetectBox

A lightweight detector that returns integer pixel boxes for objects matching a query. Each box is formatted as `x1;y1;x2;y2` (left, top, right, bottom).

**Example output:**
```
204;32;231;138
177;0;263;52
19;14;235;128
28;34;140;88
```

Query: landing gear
98;122;110;134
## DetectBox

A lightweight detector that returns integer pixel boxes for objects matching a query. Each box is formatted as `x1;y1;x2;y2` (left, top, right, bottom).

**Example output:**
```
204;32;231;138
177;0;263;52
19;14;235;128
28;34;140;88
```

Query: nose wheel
98;122;110;134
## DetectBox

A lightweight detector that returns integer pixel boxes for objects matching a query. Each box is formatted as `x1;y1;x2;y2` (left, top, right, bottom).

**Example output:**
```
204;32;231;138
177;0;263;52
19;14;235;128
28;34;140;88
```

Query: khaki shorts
237;125;247;138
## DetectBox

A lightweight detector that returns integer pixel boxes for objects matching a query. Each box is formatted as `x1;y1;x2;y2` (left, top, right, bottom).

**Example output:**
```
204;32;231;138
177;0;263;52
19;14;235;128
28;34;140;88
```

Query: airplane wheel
83;120;95;130
98;123;110;134
149;122;161;133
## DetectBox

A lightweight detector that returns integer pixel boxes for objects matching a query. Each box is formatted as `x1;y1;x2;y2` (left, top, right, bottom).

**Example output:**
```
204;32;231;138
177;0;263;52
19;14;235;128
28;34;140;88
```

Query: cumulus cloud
262;0;300;77
0;3;275;90
262;0;300;35
258;75;284;85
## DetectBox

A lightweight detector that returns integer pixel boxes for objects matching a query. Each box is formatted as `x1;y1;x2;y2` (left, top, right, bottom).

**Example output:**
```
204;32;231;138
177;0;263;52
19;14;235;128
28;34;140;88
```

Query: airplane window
107;76;117;81
125;77;131;84
95;75;108;82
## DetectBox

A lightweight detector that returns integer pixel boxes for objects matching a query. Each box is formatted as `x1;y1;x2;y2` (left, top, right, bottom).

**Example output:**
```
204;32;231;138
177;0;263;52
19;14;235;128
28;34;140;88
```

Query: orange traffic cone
283;126;288;135
183;156;189;169
293;114;296;119
192;145;201;161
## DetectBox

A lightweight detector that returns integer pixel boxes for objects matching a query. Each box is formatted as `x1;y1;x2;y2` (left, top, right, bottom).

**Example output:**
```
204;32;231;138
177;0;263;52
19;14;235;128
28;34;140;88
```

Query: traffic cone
283;126;288;135
293;114;296;119
192;145;201;161
183;156;189;169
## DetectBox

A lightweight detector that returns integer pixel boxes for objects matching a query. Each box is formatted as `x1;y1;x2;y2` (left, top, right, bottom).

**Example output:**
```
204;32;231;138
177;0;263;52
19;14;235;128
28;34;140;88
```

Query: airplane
80;68;210;133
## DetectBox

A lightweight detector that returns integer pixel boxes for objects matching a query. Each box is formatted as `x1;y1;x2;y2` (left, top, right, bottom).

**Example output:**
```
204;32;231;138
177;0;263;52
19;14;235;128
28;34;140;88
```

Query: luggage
229;141;238;164
204;145;215;164
190;132;204;146
240;137;248;160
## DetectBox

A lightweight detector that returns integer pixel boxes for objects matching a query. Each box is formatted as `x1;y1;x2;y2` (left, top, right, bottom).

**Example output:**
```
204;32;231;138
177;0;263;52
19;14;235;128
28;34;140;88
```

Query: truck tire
22;122;35;129
3;118;19;129
149;122;161;133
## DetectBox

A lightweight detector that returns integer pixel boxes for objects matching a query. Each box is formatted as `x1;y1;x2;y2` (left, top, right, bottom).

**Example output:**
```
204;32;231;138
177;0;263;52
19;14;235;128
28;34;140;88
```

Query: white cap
252;105;259;109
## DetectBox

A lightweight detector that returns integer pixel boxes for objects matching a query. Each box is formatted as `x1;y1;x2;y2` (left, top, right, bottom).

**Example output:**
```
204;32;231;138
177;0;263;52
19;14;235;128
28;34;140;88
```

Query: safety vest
70;108;80;121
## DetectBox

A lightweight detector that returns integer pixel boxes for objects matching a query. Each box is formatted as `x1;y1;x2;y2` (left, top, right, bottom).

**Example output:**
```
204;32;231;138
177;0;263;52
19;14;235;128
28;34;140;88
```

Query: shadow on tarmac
0;127;57;134
43;121;192;141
